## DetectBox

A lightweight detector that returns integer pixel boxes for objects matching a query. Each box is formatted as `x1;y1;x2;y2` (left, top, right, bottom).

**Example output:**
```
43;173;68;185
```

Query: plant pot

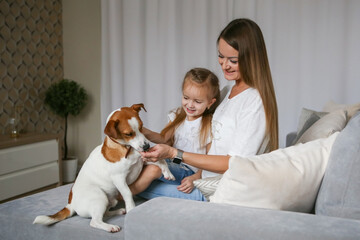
62;157;78;183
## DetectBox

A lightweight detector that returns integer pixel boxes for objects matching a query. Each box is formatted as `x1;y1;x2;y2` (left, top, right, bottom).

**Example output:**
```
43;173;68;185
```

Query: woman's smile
218;38;241;81
225;69;235;75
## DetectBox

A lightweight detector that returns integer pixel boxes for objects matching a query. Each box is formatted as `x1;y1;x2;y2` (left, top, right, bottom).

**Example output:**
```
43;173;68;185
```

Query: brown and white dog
33;104;175;232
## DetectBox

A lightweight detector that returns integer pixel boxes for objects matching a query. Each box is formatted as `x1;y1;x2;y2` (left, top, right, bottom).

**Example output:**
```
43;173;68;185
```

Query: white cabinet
0;134;62;201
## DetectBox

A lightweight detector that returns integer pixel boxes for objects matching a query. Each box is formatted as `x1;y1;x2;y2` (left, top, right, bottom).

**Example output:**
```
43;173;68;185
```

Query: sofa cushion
210;133;339;213
193;175;222;201
296;108;328;133
292;112;321;144
292;108;329;145
323;100;360;119
0;184;147;240
315;111;360;220
125;197;360;240
295;109;346;144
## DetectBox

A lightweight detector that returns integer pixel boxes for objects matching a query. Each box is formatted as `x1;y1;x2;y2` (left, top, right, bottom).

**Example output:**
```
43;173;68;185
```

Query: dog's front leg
112;177;135;213
148;159;175;180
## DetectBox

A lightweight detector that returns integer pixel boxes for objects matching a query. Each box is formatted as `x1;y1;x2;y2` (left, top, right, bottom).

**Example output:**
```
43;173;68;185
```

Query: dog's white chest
124;156;143;185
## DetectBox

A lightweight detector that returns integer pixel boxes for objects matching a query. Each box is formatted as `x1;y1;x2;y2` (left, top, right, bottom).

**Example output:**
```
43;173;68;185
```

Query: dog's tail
33;204;75;225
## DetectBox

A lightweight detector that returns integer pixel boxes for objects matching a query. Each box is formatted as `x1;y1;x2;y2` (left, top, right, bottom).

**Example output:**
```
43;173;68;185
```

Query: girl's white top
202;87;266;178
168;111;210;173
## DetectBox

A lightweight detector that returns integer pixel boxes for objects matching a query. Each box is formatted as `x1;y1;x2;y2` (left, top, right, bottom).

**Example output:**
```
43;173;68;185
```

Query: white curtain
101;0;360;147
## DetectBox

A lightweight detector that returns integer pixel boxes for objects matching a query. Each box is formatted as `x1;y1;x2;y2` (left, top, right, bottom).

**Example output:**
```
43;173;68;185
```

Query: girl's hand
177;176;195;193
140;144;177;162
177;171;201;194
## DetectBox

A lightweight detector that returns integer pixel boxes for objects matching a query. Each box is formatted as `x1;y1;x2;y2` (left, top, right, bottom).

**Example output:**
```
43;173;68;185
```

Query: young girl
129;67;220;197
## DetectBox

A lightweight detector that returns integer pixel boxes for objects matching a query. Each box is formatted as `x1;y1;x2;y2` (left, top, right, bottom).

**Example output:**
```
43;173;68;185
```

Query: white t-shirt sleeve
167;109;177;123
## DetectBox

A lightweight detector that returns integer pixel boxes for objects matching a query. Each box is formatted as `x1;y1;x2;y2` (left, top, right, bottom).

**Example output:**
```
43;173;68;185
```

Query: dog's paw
118;208;126;215
105;207;126;217
90;219;121;233
108;224;121;233
164;171;175;181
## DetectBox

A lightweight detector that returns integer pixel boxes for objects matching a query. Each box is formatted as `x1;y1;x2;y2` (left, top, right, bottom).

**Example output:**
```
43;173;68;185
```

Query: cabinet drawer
0;162;60;201
0;139;58;175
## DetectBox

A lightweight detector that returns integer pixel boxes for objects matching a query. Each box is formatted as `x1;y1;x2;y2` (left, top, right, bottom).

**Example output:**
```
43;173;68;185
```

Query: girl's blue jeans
137;159;206;201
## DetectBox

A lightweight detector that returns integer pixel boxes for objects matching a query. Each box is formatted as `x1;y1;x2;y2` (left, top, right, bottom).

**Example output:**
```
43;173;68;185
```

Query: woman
139;18;278;200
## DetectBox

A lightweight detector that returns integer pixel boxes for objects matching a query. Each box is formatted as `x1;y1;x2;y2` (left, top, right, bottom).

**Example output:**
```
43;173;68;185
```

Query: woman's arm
182;151;230;174
141;144;230;173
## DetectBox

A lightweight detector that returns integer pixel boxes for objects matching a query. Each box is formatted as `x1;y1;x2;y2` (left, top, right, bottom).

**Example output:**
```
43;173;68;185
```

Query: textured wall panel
0;0;64;137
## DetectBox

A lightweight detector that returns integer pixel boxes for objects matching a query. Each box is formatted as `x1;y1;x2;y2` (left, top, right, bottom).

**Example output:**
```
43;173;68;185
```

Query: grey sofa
0;111;359;240
125;111;360;240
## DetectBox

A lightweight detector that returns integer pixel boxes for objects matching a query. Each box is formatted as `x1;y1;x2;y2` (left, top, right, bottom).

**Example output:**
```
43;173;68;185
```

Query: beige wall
62;0;102;165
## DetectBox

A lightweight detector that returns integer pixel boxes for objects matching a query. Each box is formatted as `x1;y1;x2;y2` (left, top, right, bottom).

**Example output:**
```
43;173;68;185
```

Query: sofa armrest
125;197;360;240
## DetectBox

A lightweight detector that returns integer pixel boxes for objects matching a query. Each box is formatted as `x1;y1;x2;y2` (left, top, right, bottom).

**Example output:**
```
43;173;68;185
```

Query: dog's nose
143;142;150;152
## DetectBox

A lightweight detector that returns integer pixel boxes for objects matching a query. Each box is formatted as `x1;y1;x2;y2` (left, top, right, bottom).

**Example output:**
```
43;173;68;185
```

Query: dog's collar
108;137;132;158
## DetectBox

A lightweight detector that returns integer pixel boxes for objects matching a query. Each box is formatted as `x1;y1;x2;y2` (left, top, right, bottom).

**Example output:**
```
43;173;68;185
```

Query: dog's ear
131;103;147;113
104;120;119;138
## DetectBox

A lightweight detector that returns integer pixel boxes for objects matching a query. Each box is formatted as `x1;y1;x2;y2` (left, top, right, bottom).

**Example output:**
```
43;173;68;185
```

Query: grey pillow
315;111;360;220
296;108;328;133
292;113;321;145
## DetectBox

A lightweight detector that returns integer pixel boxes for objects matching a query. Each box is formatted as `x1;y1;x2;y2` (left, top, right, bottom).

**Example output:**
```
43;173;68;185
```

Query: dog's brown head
104;104;150;155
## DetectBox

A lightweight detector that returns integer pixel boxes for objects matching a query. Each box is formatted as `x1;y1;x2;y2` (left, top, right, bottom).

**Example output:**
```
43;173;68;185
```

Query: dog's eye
124;133;133;137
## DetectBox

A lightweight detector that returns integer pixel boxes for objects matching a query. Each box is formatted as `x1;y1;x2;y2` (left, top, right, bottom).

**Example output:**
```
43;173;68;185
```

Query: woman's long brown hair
218;18;279;151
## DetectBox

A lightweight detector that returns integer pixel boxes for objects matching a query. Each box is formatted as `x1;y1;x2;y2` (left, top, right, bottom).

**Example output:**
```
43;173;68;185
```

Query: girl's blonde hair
218;18;279;151
160;68;220;147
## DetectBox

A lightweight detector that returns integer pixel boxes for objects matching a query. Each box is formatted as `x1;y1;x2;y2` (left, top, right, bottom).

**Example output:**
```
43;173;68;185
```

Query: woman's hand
140;144;177;162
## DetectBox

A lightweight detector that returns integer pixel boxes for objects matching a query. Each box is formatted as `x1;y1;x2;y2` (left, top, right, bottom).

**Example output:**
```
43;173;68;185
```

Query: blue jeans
137;159;206;201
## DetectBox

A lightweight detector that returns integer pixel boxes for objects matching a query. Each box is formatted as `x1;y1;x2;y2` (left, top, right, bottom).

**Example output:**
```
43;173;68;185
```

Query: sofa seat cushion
0;184;146;240
125;197;360;240
316;111;360;220
210;132;339;213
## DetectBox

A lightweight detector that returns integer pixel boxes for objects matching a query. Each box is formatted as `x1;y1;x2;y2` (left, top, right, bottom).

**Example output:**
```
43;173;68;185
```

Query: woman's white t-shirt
202;87;266;178
168;112;210;173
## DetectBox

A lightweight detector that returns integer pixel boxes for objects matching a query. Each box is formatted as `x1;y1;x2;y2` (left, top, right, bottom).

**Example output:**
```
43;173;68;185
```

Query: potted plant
44;79;87;182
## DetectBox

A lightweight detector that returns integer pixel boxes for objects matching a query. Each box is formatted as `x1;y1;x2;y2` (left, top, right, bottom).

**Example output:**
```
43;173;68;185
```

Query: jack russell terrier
33;103;175;232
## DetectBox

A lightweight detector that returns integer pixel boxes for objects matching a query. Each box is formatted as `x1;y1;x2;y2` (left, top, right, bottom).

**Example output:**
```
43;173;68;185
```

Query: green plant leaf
44;79;88;159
